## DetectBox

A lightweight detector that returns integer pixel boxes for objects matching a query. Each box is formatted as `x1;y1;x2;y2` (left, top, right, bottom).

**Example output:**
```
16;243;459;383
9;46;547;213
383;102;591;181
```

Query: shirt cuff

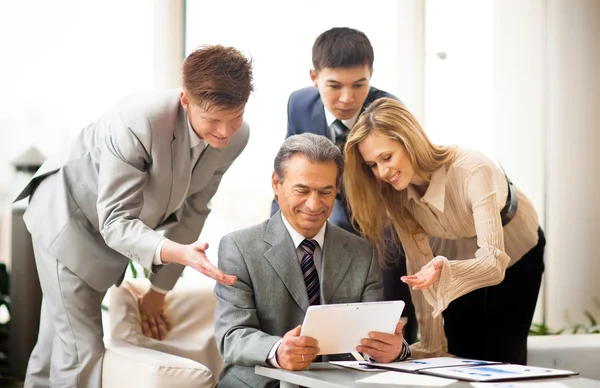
397;338;411;361
267;339;283;368
368;339;411;363
421;256;450;317
153;238;167;265
150;283;169;295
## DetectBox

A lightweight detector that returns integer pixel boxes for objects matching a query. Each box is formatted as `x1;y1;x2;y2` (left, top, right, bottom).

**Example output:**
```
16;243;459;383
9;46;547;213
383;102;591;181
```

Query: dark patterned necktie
300;239;320;306
331;119;350;151
331;120;351;216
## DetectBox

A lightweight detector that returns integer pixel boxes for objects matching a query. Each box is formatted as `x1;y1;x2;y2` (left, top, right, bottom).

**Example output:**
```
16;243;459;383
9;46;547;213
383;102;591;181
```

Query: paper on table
357;371;457;386
471;383;570;388
425;364;577;382
329;361;379;372
367;357;499;372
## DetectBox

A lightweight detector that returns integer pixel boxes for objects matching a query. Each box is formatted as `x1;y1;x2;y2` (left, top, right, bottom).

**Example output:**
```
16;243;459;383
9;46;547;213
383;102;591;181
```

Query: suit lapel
311;98;329;138
356;87;375;120
190;144;221;180
321;223;354;303
262;213;310;312
164;109;193;218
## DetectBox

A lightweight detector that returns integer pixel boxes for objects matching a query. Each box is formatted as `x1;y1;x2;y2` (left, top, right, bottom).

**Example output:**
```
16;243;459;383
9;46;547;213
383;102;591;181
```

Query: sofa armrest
103;340;215;388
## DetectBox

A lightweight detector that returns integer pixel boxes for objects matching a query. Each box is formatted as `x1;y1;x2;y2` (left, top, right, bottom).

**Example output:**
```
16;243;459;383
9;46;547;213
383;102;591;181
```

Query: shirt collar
186;116;203;149
280;213;326;250
324;107;360;131
406;166;447;212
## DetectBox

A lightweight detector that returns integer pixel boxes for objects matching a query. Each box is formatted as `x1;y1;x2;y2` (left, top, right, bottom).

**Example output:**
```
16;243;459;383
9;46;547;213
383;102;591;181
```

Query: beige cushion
102;277;222;387
103;340;215;388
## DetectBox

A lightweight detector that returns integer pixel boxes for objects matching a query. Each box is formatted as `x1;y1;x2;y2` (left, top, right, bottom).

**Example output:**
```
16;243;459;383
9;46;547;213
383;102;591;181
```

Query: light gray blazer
214;212;383;388
15;89;249;292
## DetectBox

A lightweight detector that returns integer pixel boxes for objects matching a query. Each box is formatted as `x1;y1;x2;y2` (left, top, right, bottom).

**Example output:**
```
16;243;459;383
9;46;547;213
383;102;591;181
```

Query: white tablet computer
300;300;405;355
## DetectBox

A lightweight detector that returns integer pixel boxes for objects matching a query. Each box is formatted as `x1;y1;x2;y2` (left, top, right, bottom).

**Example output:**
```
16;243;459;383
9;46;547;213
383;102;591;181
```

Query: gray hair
274;133;344;185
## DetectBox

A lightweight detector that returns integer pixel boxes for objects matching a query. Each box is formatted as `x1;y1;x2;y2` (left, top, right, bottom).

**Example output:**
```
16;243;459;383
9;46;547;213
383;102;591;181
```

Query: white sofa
102;278;222;388
528;334;600;380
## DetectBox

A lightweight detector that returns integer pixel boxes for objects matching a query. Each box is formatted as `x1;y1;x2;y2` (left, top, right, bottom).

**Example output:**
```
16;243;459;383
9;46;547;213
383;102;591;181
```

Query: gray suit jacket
15;89;249;292
214;212;383;388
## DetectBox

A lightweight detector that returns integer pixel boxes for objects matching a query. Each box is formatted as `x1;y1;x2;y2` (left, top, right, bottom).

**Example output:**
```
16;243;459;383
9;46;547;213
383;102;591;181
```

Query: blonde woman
344;98;544;364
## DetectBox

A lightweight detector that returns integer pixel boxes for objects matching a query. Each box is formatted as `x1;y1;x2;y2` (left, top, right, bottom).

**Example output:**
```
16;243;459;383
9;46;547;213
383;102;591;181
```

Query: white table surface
255;363;600;388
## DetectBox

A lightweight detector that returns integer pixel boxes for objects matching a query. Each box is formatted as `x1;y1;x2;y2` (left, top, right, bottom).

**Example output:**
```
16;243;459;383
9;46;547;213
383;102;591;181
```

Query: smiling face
357;132;421;191
272;154;338;238
180;91;245;148
310;65;372;120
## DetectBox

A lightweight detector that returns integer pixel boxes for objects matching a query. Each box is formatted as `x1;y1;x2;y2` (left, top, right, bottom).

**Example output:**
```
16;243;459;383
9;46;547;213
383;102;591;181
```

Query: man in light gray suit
214;133;410;388
15;45;254;388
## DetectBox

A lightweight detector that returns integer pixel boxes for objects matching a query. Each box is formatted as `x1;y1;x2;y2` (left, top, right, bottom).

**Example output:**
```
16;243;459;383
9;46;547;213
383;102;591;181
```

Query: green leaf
572;324;585;334
529;321;564;335
584;310;598;326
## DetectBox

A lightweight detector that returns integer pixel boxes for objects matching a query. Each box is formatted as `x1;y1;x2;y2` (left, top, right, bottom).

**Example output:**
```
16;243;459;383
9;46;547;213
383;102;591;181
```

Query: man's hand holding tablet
299;301;409;363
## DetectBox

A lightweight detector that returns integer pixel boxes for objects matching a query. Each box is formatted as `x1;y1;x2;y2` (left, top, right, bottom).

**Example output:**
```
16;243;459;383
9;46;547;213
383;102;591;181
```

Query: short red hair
182;45;254;111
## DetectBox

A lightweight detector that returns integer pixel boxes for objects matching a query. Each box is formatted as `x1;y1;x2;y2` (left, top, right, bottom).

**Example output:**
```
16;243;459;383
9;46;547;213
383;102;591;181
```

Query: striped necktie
300;239;320;306
331;119;350;151
331;120;351;215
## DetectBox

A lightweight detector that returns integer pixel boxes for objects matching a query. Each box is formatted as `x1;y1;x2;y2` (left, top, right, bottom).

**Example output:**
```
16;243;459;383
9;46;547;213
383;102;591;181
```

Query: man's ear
271;171;281;194
179;90;190;111
309;69;318;87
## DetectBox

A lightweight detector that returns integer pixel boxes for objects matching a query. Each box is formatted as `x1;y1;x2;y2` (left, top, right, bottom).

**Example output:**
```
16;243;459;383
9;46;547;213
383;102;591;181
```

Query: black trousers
442;228;546;365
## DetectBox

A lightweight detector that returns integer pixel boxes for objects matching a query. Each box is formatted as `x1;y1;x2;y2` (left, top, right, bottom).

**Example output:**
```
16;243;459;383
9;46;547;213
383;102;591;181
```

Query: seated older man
214;133;410;388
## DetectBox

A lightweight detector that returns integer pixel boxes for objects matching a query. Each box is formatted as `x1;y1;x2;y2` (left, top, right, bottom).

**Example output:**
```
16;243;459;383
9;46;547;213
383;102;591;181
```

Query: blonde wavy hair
344;98;457;264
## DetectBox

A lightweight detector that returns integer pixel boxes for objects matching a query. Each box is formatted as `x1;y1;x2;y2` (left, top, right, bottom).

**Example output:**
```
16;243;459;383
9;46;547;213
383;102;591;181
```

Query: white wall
493;0;546;323
544;0;600;330
424;0;495;158
0;0;155;200
493;0;546;227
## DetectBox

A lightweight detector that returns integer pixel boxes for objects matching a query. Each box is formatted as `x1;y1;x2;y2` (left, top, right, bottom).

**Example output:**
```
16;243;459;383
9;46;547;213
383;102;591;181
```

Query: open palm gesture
401;256;445;290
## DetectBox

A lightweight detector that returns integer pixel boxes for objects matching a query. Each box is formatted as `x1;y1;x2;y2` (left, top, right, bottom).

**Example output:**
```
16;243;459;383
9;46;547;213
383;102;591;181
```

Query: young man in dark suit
272;27;418;344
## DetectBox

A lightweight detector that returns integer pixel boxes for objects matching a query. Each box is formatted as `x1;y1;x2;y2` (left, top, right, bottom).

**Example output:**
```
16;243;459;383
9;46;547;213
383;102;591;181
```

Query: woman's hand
401;256;445;290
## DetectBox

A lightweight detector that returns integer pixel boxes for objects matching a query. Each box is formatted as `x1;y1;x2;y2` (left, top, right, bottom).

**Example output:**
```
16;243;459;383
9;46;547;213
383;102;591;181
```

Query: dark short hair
182;45;254;111
312;27;374;72
274;133;343;187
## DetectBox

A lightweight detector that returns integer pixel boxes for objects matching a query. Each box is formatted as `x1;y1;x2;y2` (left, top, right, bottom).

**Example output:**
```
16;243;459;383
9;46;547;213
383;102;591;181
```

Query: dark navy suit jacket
286;86;398;140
